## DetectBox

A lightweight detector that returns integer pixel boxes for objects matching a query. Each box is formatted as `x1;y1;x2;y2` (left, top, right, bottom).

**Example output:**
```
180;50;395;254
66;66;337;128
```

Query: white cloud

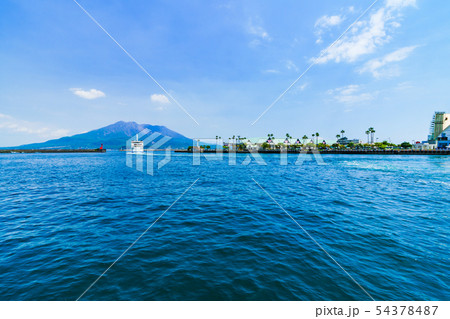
298;83;309;91
313;0;416;64
247;19;270;39
386;0;417;8
359;45;417;78
315;14;344;44
47;129;71;138
285;60;299;72
262;69;280;74
328;85;374;105
247;17;271;46
150;94;170;104
315;15;344;29
0;114;70;139
70;88;106;100
395;81;414;90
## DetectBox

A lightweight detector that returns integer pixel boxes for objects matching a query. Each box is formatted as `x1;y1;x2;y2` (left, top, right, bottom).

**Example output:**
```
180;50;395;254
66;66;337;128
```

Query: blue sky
1;0;450;146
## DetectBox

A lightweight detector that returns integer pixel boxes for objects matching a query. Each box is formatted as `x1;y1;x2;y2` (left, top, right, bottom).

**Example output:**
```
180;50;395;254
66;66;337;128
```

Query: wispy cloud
395;81;414;90
315;14;344;44
0;114;70;139
358;45;417;78
151;94;170;104
314;6;358;44
298;83;309;91
285;60;299;72
0;113;12;119
262;60;299;75
262;69;280;74
314;0;416;64
70;88;106;100
247;17;271;47
247;18;270;39
316;15;344;29
328;85;375;105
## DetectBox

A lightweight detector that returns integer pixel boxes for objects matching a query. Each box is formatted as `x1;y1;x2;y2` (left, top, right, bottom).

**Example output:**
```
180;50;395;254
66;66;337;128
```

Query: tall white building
429;112;450;142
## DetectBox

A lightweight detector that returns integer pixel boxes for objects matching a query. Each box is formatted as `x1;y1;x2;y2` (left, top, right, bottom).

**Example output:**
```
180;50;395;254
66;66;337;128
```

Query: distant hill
3;121;192;149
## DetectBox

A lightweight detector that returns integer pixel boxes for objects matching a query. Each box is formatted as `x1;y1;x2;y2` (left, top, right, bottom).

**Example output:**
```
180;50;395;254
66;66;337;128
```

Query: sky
1;0;450;146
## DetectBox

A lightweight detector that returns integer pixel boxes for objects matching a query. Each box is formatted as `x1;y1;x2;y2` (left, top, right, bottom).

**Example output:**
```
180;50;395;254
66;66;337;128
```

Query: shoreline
2;149;448;155
175;149;450;155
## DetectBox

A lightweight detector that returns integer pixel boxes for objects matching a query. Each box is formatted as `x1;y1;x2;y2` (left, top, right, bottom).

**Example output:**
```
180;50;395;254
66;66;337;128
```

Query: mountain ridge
2;121;192;149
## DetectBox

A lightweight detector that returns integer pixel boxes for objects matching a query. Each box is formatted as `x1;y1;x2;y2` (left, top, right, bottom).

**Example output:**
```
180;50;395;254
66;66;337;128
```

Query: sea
0;152;448;300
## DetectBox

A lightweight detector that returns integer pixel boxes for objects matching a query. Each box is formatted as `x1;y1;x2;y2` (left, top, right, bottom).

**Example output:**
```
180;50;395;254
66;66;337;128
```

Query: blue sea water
0;152;448;301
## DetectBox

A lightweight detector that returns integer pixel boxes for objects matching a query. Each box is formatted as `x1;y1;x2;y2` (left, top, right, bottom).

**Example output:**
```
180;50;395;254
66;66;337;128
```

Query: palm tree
336;134;341;144
368;127;375;144
365;130;370;144
283;133;291;149
370;128;376;144
341;130;345;138
302;135;308;145
315;132;319;146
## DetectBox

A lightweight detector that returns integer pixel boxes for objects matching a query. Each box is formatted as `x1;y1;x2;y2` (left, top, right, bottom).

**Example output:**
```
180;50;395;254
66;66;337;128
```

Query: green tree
336;134;341;144
400;142;412;149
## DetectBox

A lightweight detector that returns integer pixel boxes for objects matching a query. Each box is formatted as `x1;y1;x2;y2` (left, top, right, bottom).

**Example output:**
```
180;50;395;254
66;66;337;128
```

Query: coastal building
336;137;362;145
244;137;319;151
413;141;435;150
245;138;264;151
437;126;450;149
429;112;450;142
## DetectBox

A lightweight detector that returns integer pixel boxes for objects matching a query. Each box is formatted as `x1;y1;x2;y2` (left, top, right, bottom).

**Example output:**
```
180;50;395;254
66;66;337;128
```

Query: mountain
5;121;192;149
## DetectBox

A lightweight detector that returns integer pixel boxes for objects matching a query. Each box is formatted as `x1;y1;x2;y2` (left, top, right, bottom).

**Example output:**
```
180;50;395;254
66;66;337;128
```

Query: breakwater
0;149;106;154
